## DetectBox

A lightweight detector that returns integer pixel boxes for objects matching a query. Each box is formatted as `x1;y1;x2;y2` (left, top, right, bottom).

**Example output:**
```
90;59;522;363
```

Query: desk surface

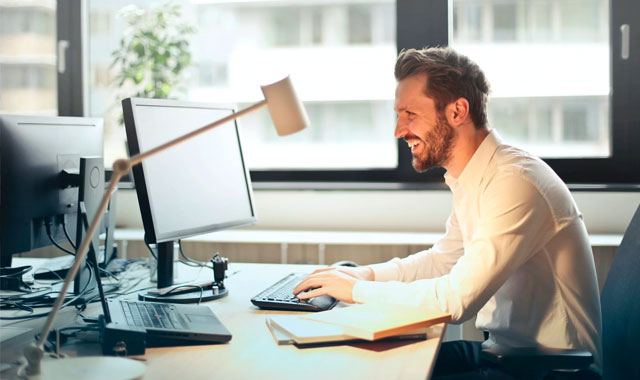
1;260;445;380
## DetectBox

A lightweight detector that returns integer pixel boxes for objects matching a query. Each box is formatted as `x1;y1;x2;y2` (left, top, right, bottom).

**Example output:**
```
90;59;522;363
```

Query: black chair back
600;204;640;379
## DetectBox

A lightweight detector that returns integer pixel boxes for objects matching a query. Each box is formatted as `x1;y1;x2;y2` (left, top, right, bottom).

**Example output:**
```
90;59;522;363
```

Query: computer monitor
122;98;257;301
0;114;104;292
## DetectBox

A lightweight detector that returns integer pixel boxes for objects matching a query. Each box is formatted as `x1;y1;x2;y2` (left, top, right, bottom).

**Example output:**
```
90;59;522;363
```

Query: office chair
481;203;640;380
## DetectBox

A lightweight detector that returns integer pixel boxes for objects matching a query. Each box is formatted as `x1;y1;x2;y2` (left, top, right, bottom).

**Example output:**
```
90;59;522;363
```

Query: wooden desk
1;260;445;380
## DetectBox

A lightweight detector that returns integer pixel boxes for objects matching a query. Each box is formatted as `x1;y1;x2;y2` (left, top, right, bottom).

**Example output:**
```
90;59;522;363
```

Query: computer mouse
330;260;358;267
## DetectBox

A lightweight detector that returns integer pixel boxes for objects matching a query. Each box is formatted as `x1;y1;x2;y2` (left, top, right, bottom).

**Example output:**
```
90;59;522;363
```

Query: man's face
394;73;456;173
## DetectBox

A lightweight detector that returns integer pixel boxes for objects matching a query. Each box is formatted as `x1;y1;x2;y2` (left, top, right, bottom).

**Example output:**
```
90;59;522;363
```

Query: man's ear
446;98;470;127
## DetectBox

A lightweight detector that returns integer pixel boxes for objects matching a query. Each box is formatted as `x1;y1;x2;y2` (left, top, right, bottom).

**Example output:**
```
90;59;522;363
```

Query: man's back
469;135;602;369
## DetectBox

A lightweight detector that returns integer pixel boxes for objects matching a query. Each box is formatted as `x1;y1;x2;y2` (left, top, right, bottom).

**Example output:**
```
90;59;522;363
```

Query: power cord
144;241;158;261
0;262;95;320
44;218;75;256
62;216;77;250
32;267;65;284
0;266;32;279
178;240;214;268
163;284;204;305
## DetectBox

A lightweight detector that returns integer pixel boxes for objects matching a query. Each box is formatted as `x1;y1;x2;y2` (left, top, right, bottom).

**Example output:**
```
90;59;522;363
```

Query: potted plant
111;2;195;114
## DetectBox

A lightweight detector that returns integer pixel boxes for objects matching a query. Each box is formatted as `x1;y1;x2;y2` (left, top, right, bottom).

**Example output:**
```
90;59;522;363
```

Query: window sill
113;180;639;192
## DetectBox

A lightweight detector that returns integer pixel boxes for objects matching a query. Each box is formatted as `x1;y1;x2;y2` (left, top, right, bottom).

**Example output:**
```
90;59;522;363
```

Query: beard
412;114;456;173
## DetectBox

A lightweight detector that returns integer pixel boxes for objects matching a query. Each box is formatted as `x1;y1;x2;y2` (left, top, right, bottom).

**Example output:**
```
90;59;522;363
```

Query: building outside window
87;0;398;171
451;0;610;158
0;0;57;115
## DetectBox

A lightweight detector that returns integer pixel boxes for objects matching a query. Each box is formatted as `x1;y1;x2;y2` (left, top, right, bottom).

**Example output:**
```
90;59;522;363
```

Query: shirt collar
444;129;502;191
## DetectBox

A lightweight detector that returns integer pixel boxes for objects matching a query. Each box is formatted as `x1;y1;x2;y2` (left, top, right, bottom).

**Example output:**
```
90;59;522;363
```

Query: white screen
132;103;255;241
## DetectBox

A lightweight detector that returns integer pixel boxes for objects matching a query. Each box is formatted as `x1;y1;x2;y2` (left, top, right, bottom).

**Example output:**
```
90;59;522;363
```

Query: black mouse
330;260;358;267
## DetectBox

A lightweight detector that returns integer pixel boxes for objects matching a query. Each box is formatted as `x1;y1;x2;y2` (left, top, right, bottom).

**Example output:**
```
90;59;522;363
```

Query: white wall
116;189;640;235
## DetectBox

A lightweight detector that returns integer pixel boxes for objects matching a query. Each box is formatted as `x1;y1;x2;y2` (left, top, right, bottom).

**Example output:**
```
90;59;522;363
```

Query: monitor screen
0;115;104;267
122;98;257;245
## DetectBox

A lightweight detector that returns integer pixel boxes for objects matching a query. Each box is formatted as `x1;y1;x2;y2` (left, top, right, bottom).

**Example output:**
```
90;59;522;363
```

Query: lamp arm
21;171;123;377
34;172;122;349
131;99;267;165
23;98;269;377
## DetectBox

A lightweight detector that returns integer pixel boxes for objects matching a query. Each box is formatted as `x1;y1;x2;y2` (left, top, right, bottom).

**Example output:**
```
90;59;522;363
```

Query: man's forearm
358;266;375;281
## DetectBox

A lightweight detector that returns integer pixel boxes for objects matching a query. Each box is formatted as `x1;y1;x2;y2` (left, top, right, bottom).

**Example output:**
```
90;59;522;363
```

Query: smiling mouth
406;140;421;152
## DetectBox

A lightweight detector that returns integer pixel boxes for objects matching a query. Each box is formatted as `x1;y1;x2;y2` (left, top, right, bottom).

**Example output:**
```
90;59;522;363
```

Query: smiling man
293;47;602;379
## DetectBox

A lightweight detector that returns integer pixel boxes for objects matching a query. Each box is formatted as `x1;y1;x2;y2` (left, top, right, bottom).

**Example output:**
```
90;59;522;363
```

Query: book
265;317;295;345
268;315;352;345
300;303;451;341
266;314;429;346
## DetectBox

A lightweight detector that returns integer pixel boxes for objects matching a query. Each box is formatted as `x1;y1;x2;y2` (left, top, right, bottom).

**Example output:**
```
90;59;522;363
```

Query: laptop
91;254;231;346
105;298;231;346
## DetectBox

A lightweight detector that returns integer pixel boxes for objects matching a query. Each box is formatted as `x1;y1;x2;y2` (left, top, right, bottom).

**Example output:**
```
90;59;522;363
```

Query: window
0;7;55;36
450;0;610;159
86;0;398;173
453;2;483;42
36;0;640;186
348;5;373;44
268;7;302;47
492;3;517;41
397;0;639;184
0;2;57;115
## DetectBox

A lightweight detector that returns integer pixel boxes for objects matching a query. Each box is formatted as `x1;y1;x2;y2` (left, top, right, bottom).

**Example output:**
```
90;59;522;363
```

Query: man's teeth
407;141;420;147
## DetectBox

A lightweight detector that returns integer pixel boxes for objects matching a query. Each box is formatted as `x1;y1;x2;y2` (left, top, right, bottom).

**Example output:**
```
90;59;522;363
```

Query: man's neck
445;126;490;178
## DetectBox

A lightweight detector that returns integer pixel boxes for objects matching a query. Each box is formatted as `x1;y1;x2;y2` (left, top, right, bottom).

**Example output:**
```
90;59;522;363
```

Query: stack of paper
266;303;451;346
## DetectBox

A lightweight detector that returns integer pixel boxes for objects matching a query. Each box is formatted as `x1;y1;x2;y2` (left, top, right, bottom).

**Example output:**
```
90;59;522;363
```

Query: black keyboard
251;273;339;312
121;300;188;329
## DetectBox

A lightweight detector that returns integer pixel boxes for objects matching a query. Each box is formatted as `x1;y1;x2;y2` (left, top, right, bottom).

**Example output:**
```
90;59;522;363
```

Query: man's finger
296;287;327;300
293;274;337;294
310;267;333;274
293;277;324;294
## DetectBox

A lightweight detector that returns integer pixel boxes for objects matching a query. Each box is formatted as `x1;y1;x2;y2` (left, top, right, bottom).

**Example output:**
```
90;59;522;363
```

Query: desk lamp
20;76;309;379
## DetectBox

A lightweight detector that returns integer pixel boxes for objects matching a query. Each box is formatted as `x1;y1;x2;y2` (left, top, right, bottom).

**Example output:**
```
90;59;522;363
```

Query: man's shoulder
490;144;560;185
483;144;579;222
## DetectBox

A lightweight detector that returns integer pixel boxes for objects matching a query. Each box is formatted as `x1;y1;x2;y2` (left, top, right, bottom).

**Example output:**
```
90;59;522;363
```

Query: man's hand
293;266;374;304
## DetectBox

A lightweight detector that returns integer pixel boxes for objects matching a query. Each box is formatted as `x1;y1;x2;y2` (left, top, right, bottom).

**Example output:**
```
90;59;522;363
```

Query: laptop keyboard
121;300;188;329
251;273;338;312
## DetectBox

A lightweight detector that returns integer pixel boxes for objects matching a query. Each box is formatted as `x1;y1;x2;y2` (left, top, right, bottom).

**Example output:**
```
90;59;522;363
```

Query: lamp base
38;357;145;379
137;286;228;304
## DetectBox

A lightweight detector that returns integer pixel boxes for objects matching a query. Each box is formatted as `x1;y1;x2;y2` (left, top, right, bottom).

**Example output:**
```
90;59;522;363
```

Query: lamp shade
261;76;310;136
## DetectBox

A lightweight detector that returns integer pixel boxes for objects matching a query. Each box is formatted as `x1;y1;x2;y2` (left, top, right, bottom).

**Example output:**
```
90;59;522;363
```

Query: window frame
57;0;87;117
63;0;639;188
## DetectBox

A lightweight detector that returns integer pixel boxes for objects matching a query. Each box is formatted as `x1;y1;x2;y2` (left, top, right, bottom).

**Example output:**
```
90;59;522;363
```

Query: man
293;47;602;379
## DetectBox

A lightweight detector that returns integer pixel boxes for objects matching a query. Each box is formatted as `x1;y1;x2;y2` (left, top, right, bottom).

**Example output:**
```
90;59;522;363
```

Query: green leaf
132;40;145;56
134;72;144;84
110;1;196;124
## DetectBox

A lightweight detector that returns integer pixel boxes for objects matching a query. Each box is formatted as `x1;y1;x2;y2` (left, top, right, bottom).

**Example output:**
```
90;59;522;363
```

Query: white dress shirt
352;130;602;368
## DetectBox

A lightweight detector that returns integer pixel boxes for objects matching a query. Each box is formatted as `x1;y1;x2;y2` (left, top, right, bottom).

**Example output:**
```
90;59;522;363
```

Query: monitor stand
138;241;228;304
73;157;104;297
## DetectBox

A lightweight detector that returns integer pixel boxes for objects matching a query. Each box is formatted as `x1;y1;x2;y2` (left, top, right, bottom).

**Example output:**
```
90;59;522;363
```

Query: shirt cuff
369;259;400;282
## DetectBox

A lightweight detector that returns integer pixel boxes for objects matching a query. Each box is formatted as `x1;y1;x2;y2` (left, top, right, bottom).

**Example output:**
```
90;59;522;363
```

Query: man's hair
395;47;490;128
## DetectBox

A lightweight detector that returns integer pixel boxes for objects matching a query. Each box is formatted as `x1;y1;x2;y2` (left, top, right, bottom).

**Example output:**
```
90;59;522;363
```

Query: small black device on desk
251;273;338;312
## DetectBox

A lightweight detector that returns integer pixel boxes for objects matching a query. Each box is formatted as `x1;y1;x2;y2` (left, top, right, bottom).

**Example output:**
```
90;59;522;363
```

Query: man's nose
394;118;406;139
